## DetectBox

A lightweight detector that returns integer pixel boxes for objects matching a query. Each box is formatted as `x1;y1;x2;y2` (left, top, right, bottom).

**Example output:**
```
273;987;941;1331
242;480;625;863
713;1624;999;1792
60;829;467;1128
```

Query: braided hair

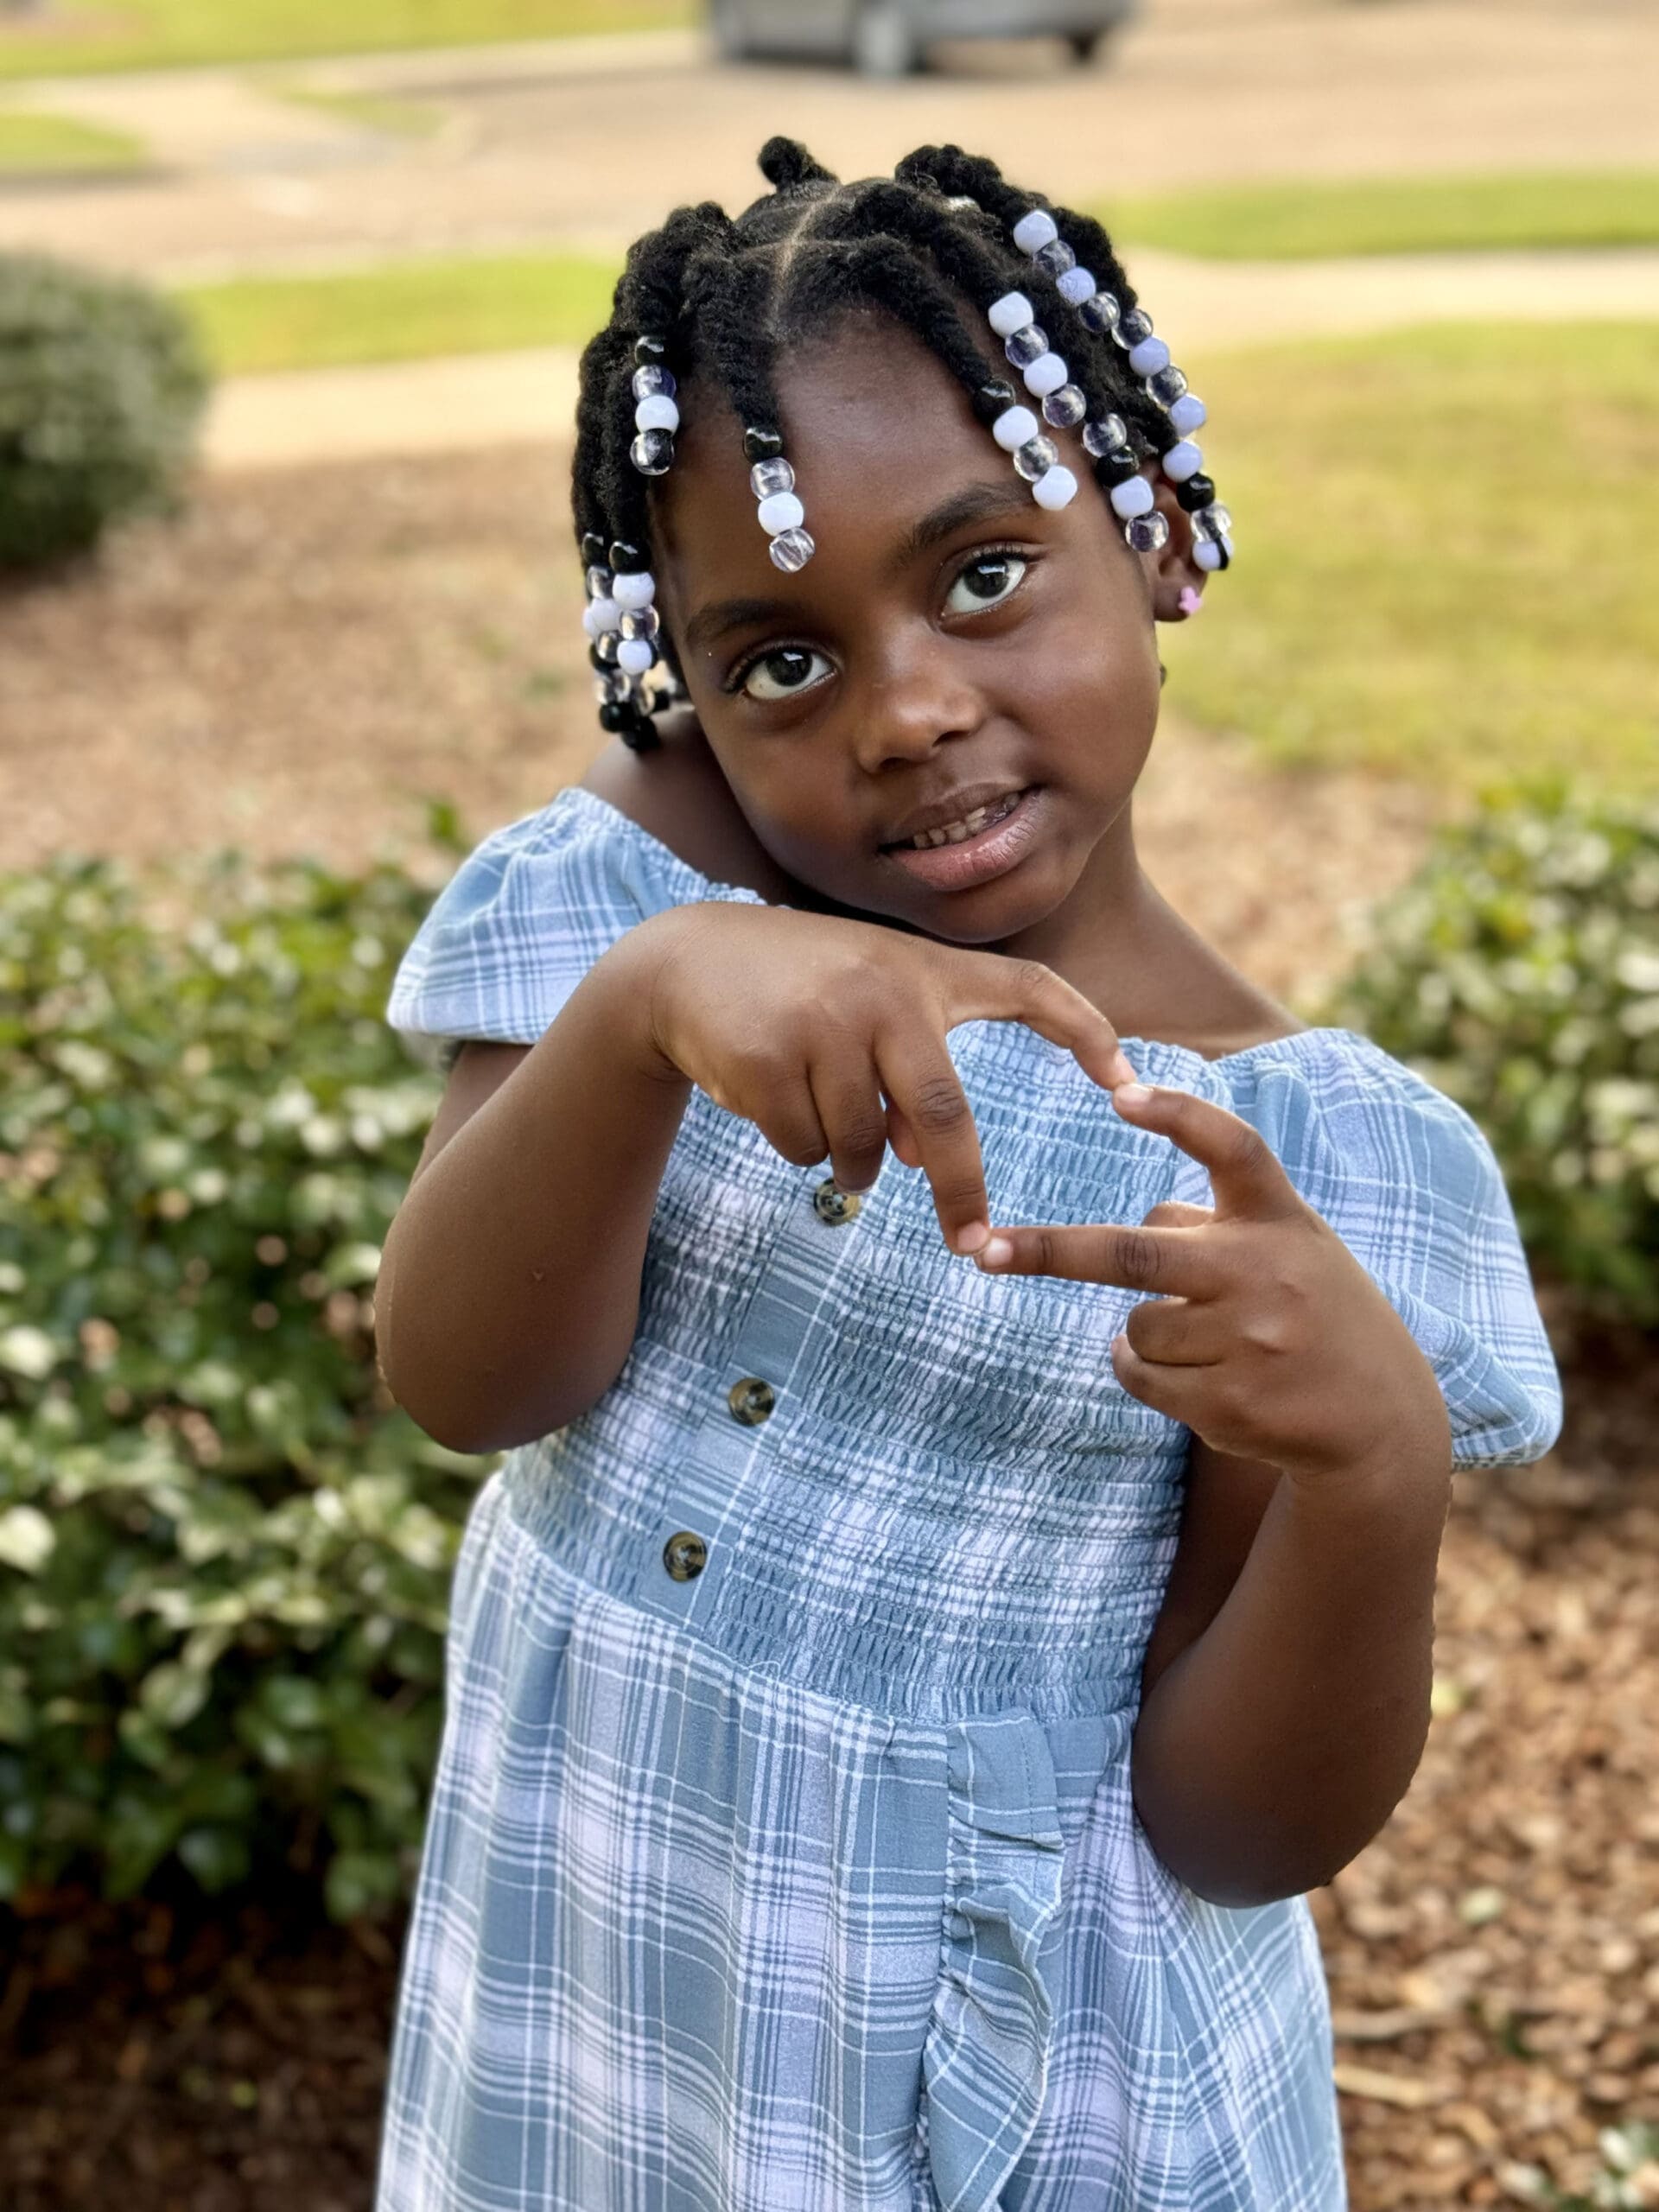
573;137;1228;752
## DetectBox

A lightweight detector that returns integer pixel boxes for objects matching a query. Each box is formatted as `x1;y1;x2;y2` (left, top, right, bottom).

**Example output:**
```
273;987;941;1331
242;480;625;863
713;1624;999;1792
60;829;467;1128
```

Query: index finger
875;1033;990;1256
944;951;1135;1094
1112;1084;1300;1219
974;1220;1225;1298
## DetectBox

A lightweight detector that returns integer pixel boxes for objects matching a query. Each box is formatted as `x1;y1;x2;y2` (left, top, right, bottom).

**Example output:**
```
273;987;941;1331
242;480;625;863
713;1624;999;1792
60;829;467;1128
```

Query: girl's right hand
613;902;1136;1255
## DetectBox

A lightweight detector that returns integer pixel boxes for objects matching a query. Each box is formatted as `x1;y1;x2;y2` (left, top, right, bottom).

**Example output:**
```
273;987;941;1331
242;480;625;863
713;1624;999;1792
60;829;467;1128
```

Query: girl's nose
849;631;985;772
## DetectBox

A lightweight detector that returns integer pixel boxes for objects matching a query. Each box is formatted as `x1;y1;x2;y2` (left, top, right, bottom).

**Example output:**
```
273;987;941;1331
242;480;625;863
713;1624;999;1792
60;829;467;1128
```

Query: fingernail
976;1236;1014;1270
955;1220;990;1255
1109;1049;1138;1087
1114;1083;1154;1111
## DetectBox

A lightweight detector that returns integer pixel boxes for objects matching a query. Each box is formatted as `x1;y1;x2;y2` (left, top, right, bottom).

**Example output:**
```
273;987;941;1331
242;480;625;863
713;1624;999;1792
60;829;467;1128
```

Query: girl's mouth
881;786;1042;893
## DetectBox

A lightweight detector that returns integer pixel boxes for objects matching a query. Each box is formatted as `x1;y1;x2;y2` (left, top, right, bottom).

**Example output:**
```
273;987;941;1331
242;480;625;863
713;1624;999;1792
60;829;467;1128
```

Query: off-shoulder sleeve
384;785;762;1071
1224;1033;1564;1469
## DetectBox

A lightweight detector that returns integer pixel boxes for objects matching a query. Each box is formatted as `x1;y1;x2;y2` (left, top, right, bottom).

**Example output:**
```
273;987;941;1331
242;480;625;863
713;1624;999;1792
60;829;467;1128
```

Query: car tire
709;0;750;60
851;3;917;77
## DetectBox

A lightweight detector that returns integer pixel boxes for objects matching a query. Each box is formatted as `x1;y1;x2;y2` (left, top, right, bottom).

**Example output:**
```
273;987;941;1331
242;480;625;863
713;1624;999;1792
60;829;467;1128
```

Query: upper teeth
911;804;995;849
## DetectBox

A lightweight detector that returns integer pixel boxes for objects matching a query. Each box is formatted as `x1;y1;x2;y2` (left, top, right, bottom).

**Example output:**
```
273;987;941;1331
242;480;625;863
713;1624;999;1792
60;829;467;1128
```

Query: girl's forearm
1129;1453;1452;1907
376;938;691;1454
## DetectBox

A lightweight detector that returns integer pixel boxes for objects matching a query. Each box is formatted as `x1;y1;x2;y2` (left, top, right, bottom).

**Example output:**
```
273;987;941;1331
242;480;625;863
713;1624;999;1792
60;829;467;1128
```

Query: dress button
663;1530;708;1582
812;1179;861;1226
728;1376;776;1426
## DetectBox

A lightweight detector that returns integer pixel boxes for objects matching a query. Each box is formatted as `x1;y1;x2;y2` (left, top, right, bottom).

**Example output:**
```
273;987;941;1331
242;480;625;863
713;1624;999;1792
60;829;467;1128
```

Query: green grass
265;83;446;137
177;251;618;375
0;107;147;171
1105;171;1659;260
1160;321;1657;794
0;0;688;80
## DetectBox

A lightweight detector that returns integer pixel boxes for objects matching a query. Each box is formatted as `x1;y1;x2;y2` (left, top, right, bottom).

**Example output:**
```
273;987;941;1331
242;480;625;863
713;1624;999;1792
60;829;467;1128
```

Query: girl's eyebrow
882;480;1037;581
683;480;1037;658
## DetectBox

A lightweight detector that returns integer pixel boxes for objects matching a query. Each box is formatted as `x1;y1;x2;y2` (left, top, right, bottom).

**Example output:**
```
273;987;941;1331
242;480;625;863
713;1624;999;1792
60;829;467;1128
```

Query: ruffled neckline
554;782;1382;1078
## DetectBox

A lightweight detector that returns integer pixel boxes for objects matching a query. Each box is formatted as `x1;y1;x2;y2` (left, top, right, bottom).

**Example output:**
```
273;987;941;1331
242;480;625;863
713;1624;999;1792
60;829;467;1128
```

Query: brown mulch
2;449;1653;2210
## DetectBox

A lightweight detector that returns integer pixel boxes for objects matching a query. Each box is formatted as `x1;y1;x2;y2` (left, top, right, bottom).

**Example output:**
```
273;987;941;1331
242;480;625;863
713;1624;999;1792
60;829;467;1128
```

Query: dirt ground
3;449;1656;2209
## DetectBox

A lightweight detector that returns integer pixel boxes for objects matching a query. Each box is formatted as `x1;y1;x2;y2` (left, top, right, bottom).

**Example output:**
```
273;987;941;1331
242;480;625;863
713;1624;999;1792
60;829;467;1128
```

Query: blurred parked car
709;0;1139;76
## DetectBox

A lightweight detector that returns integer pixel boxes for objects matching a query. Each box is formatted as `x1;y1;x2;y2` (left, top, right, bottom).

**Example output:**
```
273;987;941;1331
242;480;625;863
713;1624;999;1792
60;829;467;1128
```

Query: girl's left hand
973;1082;1452;1487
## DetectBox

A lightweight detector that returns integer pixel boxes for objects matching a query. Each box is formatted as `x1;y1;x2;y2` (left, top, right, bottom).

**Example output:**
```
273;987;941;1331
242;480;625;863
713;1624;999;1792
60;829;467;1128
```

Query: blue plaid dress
378;786;1562;2212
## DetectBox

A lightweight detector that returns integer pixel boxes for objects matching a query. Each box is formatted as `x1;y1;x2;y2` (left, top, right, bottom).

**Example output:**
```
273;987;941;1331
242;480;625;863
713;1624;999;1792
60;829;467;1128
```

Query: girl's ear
1138;473;1207;622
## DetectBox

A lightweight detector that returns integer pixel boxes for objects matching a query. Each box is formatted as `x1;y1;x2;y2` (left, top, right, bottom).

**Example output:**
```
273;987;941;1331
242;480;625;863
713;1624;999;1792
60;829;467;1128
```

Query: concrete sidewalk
206;242;1659;469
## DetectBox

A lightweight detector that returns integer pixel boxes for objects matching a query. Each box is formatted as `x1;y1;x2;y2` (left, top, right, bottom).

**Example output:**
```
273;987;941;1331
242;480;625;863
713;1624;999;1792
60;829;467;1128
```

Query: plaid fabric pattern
377;788;1563;2212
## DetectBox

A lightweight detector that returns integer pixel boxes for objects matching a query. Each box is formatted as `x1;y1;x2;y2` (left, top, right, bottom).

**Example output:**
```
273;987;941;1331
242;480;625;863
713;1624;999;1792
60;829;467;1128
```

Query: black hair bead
607;538;647;574
617;709;658;752
971;379;1017;426
633;334;669;368
1175;473;1217;513
742;425;785;463
1092;447;1141;489
580;531;607;567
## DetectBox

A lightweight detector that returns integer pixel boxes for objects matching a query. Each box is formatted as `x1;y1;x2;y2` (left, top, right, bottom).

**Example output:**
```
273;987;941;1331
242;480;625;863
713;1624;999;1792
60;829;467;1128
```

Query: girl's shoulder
384;781;764;1065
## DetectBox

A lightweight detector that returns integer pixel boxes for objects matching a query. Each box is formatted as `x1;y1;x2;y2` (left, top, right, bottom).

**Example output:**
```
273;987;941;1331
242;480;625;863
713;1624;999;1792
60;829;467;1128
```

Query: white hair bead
1022;351;1070;399
1056;266;1097;306
1011;209;1059;255
634;393;679;434
612;570;656;611
756;490;806;536
1168;393;1207;436
1108;475;1155;519
1193;535;1232;572
1127;336;1172;378
1031;464;1078;512
582;596;620;638
990;404;1040;452
616;638;656;675
1160;441;1205;483
988;291;1034;338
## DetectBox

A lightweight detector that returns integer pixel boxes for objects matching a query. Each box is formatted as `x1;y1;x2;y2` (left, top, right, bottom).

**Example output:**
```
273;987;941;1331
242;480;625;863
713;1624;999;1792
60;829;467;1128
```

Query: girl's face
652;315;1196;948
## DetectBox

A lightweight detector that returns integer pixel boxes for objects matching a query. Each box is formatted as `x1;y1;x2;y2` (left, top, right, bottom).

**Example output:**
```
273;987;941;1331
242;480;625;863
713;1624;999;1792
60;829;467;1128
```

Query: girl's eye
944;551;1028;617
739;645;832;702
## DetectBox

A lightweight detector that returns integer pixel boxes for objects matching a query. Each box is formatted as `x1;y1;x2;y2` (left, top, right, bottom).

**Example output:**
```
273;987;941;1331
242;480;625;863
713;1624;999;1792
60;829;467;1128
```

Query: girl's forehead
656;318;994;590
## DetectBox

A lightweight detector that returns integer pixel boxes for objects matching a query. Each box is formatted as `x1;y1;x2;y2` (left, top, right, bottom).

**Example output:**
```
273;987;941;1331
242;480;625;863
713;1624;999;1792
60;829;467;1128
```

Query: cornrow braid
569;137;1234;752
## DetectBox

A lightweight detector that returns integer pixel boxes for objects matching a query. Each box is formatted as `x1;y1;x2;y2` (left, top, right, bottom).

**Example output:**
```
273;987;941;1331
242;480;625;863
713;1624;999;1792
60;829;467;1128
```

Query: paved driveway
3;0;1656;280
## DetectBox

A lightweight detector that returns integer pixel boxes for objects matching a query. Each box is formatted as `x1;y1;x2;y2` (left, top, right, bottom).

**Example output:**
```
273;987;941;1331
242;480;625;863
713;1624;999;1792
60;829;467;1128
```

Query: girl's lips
884;785;1043;893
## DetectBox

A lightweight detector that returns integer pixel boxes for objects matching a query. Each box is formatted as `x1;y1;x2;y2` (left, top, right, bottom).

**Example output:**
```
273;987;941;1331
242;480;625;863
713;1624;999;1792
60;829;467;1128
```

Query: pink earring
1177;586;1203;618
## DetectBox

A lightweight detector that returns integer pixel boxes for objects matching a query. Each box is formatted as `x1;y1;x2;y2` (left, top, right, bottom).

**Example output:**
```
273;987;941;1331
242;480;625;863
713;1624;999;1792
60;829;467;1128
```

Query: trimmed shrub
1322;781;1659;1332
0;252;209;569
0;808;488;1919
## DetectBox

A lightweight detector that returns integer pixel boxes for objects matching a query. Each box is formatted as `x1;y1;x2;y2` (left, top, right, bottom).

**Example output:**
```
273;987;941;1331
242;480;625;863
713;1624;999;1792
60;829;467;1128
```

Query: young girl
372;139;1563;2212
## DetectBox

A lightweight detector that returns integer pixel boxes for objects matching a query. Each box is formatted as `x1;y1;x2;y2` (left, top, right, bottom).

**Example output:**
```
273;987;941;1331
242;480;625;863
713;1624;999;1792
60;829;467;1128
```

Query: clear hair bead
1116;308;1154;347
620;606;660;641
1013;435;1060;482
1147;365;1189;408
585;563;612;599
1125;512;1170;553
749;458;795;499
1081;416;1129;458
768;526;815;573
1041;383;1087;429
632;365;677;401
1034;238;1077;279
630;429;673;476
1078;293;1121;334
1004;324;1050;370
